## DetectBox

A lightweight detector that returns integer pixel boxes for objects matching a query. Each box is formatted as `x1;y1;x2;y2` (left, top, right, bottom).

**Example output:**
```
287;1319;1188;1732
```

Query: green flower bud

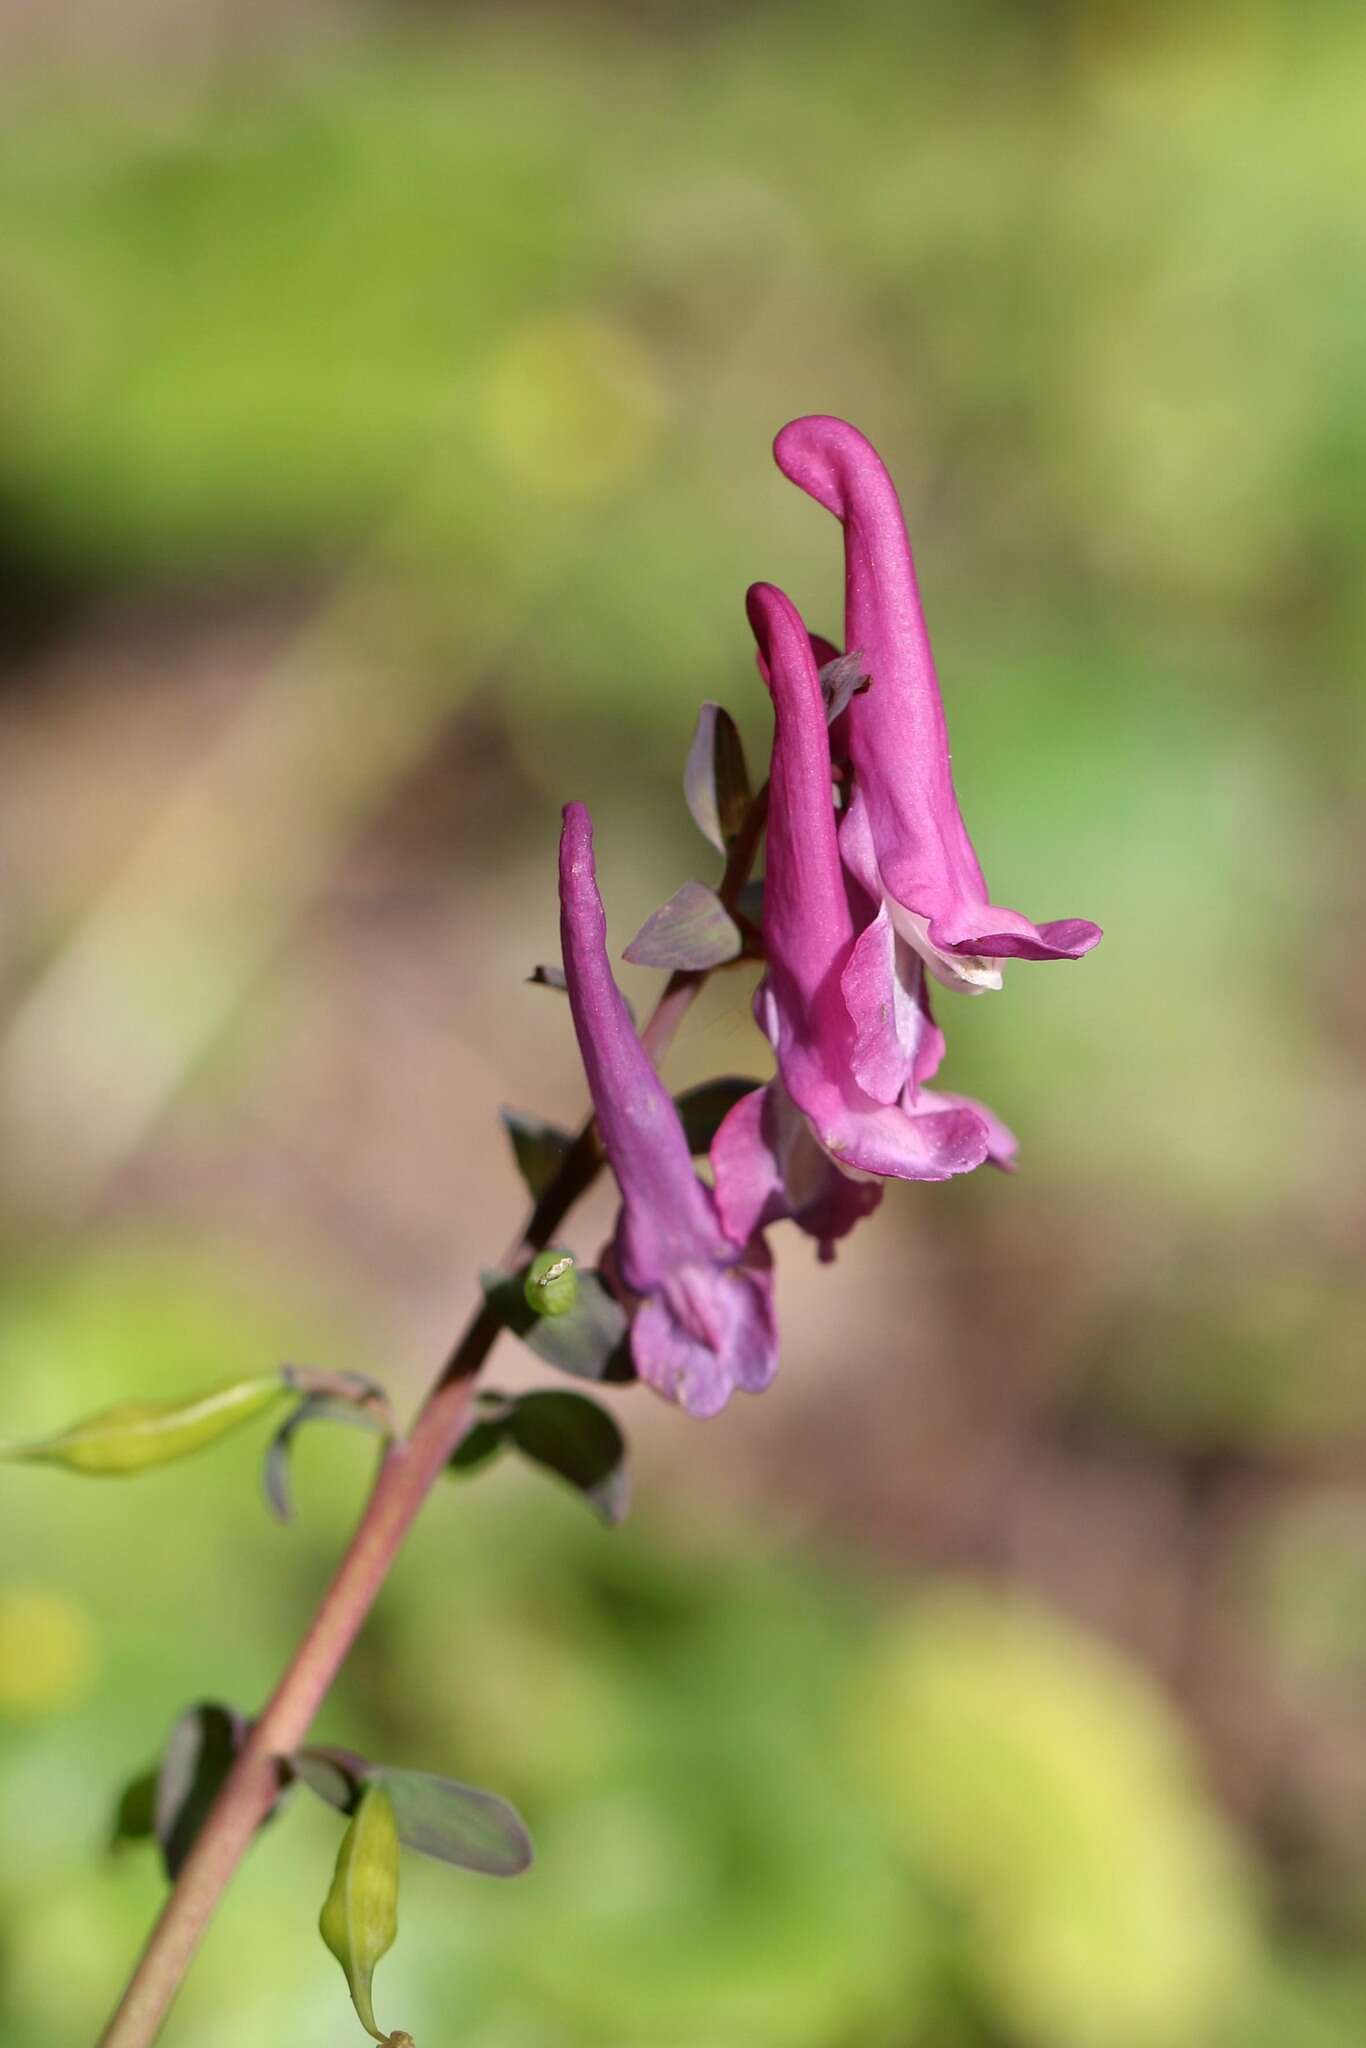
523;1250;579;1319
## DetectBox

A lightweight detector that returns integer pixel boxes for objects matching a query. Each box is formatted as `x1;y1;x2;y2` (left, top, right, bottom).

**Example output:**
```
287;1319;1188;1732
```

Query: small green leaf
155;1702;248;1881
319;1781;403;2044
684;701;751;852
622;880;743;971
508;1390;629;1526
499;1109;573;1200
110;1768;158;1851
449;1388;629;1524
447;1395;513;1474
480;1268;634;1383
296;1749;533;1878
3;1374;287;1475
523;1248;579;1318
673;1077;762;1155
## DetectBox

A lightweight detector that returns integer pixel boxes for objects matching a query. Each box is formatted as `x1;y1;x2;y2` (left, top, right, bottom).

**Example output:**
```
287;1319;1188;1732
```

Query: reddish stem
96;793;764;2046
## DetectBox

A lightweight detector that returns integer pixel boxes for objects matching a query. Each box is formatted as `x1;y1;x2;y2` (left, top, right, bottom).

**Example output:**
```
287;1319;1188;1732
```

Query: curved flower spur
710;583;1013;1263
558;802;779;1418
773;414;1102;993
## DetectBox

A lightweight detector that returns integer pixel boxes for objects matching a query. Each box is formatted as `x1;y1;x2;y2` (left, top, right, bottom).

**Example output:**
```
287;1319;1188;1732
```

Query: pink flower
711;585;1012;1261
774;415;1101;994
559;803;779;1416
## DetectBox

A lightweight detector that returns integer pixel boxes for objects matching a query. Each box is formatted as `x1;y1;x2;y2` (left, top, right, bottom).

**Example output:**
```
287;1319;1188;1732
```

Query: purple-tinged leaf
684;701;751;853
295;1749;533;1878
499;1109;573;1201
480;1268;634;1383
673;1077;763;1155
817;649;870;723
622;881;743;971
264;1393;390;1526
155;1702;250;1881
280;1365;393;1421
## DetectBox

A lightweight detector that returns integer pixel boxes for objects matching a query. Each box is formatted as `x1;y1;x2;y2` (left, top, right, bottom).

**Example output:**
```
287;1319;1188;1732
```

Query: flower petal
773;415;1101;978
559;803;730;1292
711;1081;881;1260
915;1088;1018;1170
631;1254;779;1418
840;899;942;1105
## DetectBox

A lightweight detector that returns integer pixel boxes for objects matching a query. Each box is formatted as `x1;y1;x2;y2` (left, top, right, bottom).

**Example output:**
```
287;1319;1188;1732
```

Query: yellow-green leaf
3;1375;286;1475
319;1782;403;2044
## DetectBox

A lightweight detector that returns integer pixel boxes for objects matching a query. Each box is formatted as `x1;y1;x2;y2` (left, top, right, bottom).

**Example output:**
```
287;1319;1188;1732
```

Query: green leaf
155;1702;248;1882
449;1388;629;1524
622;880;743;971
447;1394;513;1475
2;1374;288;1475
480;1268;634;1383
673;1077;762;1154
508;1390;629;1526
319;1781;403;2044
499;1109;573;1201
684;701;751;852
110;1768;158;1851
295;1748;533;1878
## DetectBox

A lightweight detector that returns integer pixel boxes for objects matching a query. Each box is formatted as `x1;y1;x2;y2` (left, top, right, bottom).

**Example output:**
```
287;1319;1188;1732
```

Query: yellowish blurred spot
0;1585;98;1719
482;314;665;497
854;1585;1258;2048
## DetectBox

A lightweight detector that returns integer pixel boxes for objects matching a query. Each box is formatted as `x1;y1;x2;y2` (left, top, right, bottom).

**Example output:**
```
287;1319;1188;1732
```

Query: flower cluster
559;416;1100;1418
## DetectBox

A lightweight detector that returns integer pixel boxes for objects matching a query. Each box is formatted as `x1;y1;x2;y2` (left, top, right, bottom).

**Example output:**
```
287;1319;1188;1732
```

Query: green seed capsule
319;1782;403;2044
523;1250;579;1319
2;1375;287;1475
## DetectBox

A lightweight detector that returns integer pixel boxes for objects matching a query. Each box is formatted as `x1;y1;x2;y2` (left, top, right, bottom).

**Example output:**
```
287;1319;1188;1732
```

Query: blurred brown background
0;3;1363;2043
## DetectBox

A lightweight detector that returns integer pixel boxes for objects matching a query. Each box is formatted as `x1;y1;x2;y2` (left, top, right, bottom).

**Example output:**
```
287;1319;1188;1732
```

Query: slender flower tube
773;415;1102;993
559;803;778;1417
712;584;1011;1260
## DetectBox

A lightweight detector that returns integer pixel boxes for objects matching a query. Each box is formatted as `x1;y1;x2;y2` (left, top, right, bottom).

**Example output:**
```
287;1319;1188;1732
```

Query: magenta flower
559;803;778;1418
773;415;1101;993
712;584;1012;1261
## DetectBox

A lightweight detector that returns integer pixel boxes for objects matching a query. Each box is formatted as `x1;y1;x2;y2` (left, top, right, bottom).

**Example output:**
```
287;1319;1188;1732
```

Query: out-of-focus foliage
0;1;1363;2043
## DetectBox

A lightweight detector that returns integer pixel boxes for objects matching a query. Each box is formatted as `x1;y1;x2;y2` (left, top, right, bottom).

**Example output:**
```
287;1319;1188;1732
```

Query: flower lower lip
887;902;1004;995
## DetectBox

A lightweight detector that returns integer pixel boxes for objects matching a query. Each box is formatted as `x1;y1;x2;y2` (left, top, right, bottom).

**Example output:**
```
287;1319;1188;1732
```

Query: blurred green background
1;1;1364;2042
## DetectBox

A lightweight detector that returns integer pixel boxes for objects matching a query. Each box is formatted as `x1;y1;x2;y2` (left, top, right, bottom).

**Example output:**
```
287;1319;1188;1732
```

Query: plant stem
96;796;765;2047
